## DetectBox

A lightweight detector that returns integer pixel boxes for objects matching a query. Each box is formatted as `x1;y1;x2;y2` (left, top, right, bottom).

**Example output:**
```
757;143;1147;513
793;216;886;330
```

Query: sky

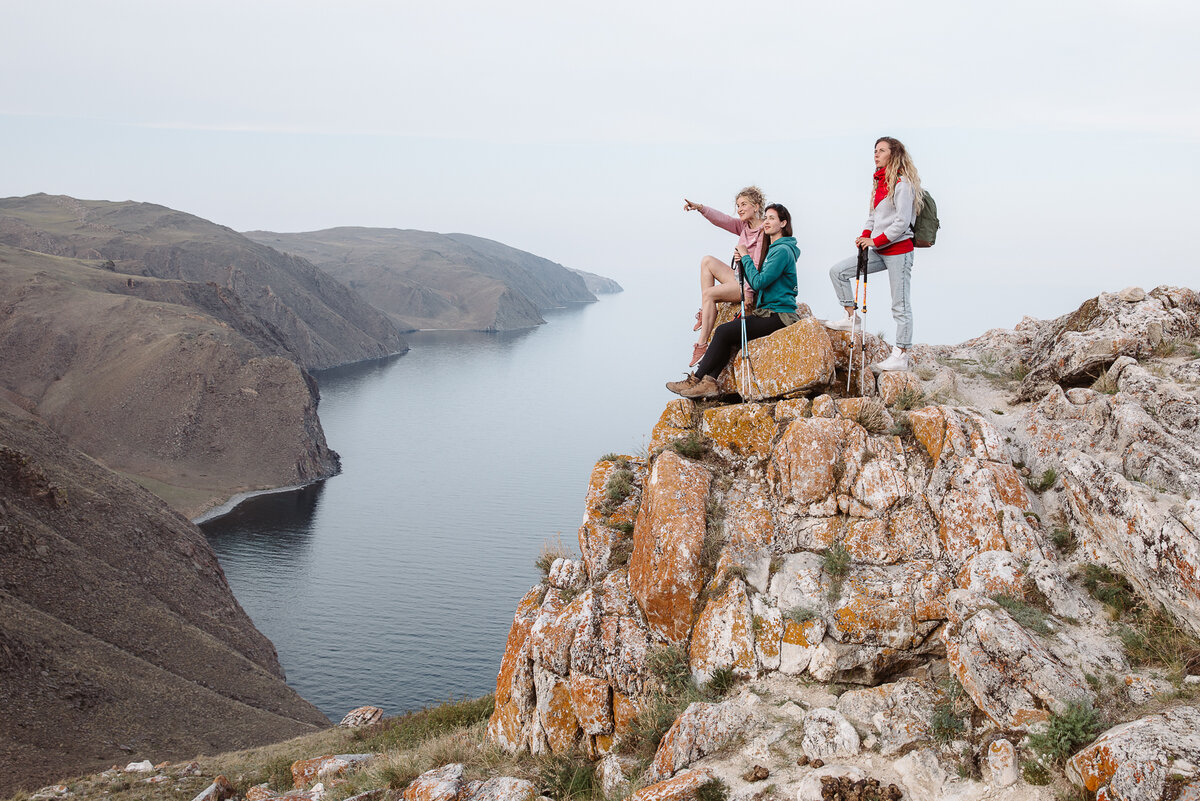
3;0;1198;345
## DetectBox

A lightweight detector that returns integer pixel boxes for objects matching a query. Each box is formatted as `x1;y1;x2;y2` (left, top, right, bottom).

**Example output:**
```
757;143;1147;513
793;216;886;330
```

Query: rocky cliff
0;395;330;795
242;227;601;332
0;243;340;518
480;286;1200;801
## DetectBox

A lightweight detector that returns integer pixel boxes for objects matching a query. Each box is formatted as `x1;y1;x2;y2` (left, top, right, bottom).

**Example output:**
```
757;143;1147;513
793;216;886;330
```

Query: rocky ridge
10;286;1200;801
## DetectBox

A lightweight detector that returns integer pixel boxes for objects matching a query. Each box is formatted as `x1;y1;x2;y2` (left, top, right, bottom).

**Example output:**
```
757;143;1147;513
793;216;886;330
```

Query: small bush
931;679;968;743
1091;370;1119;394
351;695;496;752
785;605;816;624
646;643;692;695
854;399;890;433
600;467;636;515
891;386;926;411
537;753;597;801
1028;467;1058;493
915;365;937;381
697;778;729;801
535;538;574;578
1027;702;1103;765
769;555;784;576
1153;339;1178;358
612;520;634;536
1051;527;1076;553
889;413;912;437
1082;564;1137;616
992;595;1052;635
823;542;851;602
599;452;623;463
1021;759;1052;785
666;433;709;459
705;665;737;698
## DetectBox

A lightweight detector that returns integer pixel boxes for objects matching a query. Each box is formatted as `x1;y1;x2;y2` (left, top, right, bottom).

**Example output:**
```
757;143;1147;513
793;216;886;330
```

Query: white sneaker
877;347;910;372
823;314;860;331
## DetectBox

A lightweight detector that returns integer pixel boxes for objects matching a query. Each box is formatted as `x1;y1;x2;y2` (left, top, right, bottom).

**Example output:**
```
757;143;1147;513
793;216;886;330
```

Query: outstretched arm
685;198;742;236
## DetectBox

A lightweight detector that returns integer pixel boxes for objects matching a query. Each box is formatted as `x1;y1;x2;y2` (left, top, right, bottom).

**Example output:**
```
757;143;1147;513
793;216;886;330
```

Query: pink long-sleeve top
700;206;766;266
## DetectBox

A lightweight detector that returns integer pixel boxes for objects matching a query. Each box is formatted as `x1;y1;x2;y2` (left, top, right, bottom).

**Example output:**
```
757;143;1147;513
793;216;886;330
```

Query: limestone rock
1067;707;1200;801
125;761;154;772
943;590;1092;730
338;706;384;728
191;776;235;801
596;753;641;795
628;769;712;801
291;754;373;789
647;700;751;782
403;764;465;801
689;577;756;683
629;451;712;644
779;615;825;676
1015;286;1200;400
487;585;546;751
800;708;861;760
649;400;699;455
717;317;837;400
878;371;922;406
548;558;587;592
577;457;644;581
463;777;540;801
986;739;1018;787
702;403;776;461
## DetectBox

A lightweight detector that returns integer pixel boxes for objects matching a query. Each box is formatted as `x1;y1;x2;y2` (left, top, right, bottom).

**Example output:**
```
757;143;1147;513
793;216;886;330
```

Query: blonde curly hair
735;185;766;215
871;138;924;214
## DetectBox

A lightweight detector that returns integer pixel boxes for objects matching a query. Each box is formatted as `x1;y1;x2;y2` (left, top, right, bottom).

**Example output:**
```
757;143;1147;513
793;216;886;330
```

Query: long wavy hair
872;137;924;214
735;185;766;217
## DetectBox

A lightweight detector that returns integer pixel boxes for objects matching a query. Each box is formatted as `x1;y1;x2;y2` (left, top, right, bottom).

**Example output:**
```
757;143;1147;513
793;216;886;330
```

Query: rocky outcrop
243;227;600;332
0;397;329;794
1067;707;1200;801
485;284;1200;801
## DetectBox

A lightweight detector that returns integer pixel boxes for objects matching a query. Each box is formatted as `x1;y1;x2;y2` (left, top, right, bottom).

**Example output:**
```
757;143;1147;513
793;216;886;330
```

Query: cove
200;281;690;721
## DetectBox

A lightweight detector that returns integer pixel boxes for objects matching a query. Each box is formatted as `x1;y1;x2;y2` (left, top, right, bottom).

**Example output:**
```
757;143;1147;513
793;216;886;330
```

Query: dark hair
765;203;793;238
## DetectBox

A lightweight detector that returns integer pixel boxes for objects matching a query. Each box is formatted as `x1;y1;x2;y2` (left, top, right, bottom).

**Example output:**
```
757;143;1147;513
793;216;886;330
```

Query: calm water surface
201;280;696;721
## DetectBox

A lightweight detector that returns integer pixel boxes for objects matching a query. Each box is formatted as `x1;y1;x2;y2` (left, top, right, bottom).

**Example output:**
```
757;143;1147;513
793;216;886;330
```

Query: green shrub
536;753;597;801
697;778;730;801
992;595;1052;635
612;520;634;536
1051;527;1076;553
1026;702;1103;765
931;679;968;743
1021;760;1052;785
1028;467;1058;493
666;433;709;459
1082;564;1137;616
785;606;816;624
891;387;926;411
705;665;737;698
823;542;851;602
647;643;692;695
854;399;890;433
889;413;912;437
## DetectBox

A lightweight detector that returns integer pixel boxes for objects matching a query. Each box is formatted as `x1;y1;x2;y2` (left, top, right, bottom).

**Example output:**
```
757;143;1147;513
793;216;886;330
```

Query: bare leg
697;256;741;344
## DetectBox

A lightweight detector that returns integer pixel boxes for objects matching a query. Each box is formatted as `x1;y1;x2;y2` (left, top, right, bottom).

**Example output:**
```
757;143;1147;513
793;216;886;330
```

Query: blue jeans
829;249;914;349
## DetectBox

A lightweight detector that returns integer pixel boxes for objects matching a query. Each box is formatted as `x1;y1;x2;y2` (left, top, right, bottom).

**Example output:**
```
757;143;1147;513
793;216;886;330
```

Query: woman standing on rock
683;186;767;367
824;137;923;372
667;204;799;399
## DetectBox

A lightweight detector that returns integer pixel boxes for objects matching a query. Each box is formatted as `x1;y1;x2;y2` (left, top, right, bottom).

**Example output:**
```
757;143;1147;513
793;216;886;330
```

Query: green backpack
913;190;939;247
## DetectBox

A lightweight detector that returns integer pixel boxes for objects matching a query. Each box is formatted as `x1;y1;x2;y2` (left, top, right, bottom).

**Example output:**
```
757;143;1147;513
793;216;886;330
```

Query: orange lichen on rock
908;406;947;464
486;585;545;749
721;317;836;401
629;451;712;643
689;578;756;681
702;403;776;460
649;400;699;454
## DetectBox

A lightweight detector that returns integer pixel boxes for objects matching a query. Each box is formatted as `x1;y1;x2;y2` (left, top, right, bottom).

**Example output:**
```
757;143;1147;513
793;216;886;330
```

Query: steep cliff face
0;244;340;518
243;227;598;332
0;396;330;795
484;286;1200;801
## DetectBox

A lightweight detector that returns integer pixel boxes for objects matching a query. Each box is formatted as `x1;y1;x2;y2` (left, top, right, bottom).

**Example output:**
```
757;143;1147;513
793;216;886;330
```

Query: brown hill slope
0;194;406;369
0;395;330;795
0;244;339;517
243;227;598;331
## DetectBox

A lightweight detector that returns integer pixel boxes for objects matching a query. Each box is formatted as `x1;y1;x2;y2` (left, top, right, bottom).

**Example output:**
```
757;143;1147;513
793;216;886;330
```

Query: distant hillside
243;227;602;331
0;194;407;369
0;396;329;794
0;243;340;518
570;267;623;295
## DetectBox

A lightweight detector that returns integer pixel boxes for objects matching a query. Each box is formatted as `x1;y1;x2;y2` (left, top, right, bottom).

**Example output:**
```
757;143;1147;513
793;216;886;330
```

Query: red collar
873;167;886;180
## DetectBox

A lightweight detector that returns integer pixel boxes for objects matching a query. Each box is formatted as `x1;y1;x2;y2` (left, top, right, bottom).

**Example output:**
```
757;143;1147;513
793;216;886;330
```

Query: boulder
943;590;1092;730
338;706;384;728
649;400;699;454
628;769;712;801
462;777;540;801
800;708;861;760
688;577;756;683
292;754;374;789
836;678;938;755
877;371;923;406
577;457;644;581
716;317;837;400
701;403;776;461
647;700;751;782
487;586;545;751
629;451;712;644
1067;707;1200;801
985;738;1019;788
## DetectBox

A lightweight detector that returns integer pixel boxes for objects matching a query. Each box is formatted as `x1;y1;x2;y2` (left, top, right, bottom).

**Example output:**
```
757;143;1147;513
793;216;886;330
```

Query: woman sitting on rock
683;186;767;366
667;204;799;399
824;136;923;372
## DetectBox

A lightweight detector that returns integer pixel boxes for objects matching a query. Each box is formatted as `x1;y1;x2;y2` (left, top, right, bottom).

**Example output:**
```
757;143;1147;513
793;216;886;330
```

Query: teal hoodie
740;236;798;314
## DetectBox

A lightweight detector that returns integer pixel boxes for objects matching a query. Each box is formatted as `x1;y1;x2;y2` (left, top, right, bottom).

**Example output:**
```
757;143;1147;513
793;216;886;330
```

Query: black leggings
695;313;785;380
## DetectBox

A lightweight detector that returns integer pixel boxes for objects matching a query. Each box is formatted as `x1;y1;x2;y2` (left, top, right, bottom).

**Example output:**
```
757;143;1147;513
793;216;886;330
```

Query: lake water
200;279;698;721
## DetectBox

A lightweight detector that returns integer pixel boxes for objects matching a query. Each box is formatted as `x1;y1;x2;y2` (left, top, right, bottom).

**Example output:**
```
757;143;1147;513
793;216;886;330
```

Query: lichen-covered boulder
800;707;861;760
689;577;756;683
716;317;836;400
647;700;751;782
487;586;545;751
629;451;712;644
877;371;922;406
577;457;644;581
943;590;1092;730
702;403;776;461
1067;707;1200;801
629;769;712;801
649;400;699;454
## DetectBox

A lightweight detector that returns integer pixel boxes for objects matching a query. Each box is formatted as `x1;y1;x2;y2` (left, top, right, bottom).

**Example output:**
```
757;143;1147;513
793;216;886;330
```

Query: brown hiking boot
665;374;699;395
680;375;719;399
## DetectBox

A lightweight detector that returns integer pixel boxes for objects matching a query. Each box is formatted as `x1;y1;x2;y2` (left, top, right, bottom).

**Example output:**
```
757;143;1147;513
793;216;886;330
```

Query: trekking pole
847;250;864;393
859;247;869;396
737;255;749;398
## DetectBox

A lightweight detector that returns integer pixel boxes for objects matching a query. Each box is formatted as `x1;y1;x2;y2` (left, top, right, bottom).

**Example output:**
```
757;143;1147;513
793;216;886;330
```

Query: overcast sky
3;0;1197;344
